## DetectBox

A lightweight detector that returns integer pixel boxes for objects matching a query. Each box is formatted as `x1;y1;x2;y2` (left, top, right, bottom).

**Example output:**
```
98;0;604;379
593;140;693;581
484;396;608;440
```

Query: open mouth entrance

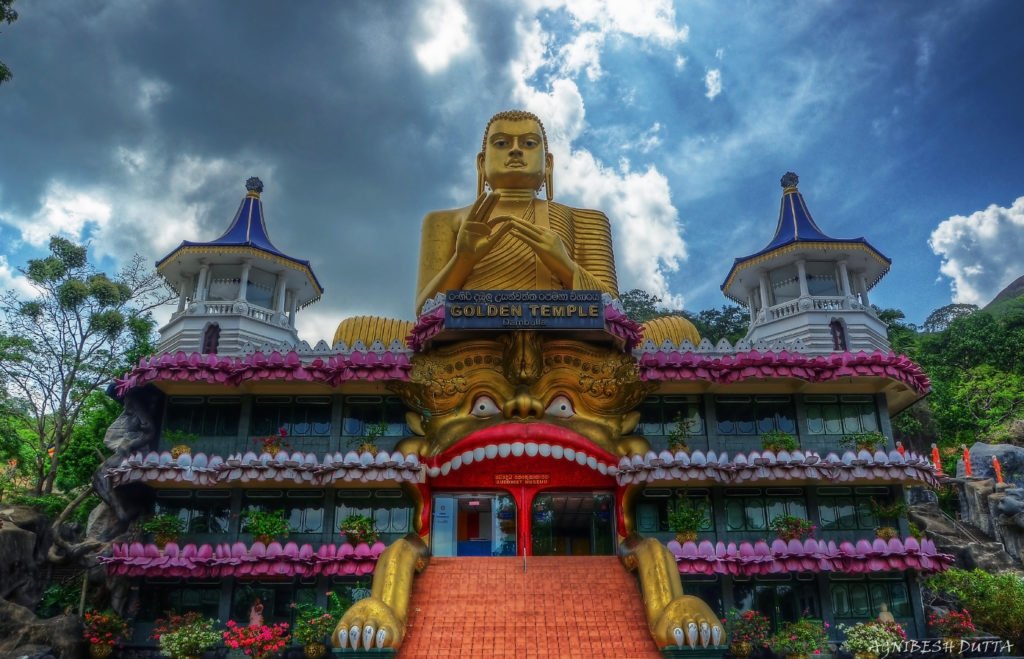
531;491;615;556
430;492;518;557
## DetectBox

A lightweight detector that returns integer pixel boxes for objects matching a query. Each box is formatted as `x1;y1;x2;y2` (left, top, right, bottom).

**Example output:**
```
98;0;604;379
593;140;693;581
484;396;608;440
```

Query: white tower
721;173;891;354
154;177;324;355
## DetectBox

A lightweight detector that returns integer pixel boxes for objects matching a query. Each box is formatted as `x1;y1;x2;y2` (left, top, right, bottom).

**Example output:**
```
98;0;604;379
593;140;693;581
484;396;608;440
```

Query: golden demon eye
545;395;575;419
470;395;501;418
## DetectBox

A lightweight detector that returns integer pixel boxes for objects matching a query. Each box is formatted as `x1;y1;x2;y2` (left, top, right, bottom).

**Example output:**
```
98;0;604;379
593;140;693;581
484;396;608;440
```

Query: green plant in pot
157;615;221;659
666;411;693;453
668;500;709;544
768;617;829;659
292;602;336;658
840;430;888;453
242;508;290;545
761;430;798;453
338;513;379;545
349;421;388;456
724;608;770;659
769;514;816;542
141;514;186;549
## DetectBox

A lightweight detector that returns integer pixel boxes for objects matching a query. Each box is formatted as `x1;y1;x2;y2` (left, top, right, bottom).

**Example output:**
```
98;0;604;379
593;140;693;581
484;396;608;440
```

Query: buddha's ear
545;153;554;200
476;152;485;196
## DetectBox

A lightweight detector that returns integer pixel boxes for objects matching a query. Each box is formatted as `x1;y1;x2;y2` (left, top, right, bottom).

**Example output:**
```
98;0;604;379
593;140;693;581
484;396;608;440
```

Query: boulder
958;442;1024;484
0;526;41;607
909;500;1022;574
0;598;84;659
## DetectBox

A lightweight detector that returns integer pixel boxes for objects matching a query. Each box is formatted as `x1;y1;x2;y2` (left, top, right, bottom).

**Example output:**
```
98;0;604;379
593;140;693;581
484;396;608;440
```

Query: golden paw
654;596;725;649
332;597;403;650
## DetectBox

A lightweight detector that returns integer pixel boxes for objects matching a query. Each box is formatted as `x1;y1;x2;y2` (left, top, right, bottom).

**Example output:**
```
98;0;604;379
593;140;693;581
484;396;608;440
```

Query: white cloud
559;0;689;46
413;0;472;74
715;48;725;60
704;68;722;100
0;182;113;247
0;254;36;297
929;196;1024;305
560;31;606;81
138;77;171;113
674;54;686;70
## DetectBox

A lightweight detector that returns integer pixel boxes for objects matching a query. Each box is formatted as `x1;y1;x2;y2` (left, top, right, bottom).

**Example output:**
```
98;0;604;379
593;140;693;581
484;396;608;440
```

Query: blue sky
2;0;1023;344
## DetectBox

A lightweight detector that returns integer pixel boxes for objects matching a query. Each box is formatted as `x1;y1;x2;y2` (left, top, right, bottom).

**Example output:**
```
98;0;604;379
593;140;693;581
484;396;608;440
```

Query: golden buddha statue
415;110;618;314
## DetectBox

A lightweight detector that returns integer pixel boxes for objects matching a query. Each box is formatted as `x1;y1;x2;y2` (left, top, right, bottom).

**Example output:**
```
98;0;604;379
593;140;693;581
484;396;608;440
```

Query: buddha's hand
509;219;575;284
454;192;514;266
333;597;403;650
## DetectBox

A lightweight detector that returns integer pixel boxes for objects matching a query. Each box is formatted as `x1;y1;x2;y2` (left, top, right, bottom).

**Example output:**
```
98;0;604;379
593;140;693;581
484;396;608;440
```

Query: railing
764;295;850;321
170;301;287;326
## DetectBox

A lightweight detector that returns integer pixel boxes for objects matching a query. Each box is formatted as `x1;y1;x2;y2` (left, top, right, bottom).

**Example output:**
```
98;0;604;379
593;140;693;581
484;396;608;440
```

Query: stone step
399;556;659;658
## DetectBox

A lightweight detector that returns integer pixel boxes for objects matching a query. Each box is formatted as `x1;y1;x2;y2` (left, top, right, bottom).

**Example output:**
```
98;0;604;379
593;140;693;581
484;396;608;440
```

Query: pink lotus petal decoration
98;540;384;578
664;536;953;576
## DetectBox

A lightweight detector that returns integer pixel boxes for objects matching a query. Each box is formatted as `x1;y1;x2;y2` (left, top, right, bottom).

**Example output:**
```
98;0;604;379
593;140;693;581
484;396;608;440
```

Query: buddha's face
478;118;551;191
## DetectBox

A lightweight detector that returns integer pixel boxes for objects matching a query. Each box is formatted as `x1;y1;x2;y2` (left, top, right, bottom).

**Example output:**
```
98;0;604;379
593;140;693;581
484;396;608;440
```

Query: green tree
0;0;17;85
55;391;122;491
619;288;669;323
0;237;169;494
689;305;749;343
922;303;979;334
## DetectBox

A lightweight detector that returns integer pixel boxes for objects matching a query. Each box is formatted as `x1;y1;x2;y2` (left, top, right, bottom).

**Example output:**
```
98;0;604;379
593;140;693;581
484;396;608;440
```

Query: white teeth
485;444;498;459
586;456;597;469
511;442;525;457
551;445;564;459
525;442;538;457
575;451;587;465
498;443;511;458
428;467;440;478
538;443;551;457
473;447;486;462
564;448;576;461
598;463;608;474
451;455;462;470
440;462;451;475
461;450;474;466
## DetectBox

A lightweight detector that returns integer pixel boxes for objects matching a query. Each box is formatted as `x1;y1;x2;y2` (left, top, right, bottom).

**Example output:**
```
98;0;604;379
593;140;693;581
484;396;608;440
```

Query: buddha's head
477;110;554;199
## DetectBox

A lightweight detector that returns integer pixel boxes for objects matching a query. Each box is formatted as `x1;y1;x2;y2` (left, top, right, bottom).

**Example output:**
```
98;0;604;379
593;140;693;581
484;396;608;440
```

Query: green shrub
927;568;1024;647
8;492;70;518
760;430;798;453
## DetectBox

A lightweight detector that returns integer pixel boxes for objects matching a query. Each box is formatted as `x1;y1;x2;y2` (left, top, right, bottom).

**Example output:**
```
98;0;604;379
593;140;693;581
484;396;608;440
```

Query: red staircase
400;556;660;658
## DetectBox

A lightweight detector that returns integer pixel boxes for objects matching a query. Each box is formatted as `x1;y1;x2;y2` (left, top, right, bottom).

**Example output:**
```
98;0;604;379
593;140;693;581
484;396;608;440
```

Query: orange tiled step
399;556;660;659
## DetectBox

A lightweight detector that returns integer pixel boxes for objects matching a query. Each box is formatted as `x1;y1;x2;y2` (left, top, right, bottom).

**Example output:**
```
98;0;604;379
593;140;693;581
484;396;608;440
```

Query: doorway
531;491;615;556
431;492;518;557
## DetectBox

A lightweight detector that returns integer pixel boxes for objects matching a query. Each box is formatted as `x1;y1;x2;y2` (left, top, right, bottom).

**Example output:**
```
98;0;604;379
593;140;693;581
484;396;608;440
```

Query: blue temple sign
445;290;604;330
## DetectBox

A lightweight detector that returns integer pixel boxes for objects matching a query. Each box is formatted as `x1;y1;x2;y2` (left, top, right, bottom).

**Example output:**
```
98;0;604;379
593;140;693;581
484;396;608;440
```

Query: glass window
165;397;241;437
769;264;800;304
137;581;221;622
336;490;414;538
806;261;839;296
817;487;892;531
732;579;820;632
830;576;913;621
341;396;409;437
153;491;231;535
242;491;325;534
244;267;277;309
231;581;317;626
805;395;878;436
250;396;332;437
715;396;795;436
725;489;806;532
639;489;714;532
636;396;705;436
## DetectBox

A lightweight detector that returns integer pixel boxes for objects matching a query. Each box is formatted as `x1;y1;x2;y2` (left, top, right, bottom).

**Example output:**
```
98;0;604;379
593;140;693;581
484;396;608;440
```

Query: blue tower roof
156;178;324;299
721;173;890;301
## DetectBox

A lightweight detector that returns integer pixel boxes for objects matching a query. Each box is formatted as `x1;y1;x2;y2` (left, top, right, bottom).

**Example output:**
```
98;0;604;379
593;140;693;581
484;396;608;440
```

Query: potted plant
668;500;709;544
908;521;925;540
292;603;336;659
874;526;899;540
253;427;290;456
666;411;692;453
349;420;388;456
157;615;222;659
839;620;907;659
243;509;290;545
770;514;816;542
82;609;131;659
839;430;888;453
338;513;378;545
222;619;291;658
768;617;829;659
761;430;798;453
723;609;770;659
141;513;186;549
164;429;200;458
928;610;976;654
151;610;203;641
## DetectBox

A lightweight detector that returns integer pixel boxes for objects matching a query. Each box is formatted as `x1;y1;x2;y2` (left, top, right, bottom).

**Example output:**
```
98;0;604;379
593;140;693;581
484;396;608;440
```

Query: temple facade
100;123;944;655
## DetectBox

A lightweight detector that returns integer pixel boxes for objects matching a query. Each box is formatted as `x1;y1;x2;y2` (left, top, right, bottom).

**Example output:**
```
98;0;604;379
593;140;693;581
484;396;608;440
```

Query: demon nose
502;389;543;419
